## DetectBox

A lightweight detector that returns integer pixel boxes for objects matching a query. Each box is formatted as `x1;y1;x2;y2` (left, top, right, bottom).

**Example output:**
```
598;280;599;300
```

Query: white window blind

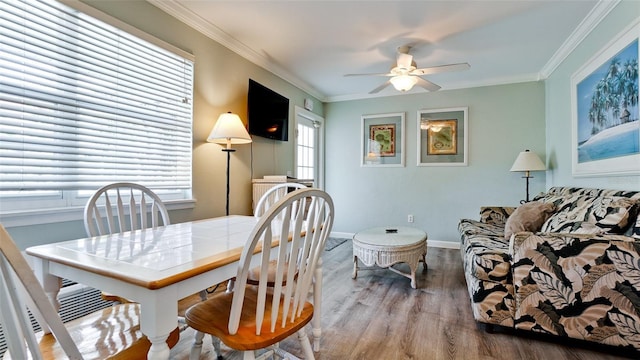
0;0;194;192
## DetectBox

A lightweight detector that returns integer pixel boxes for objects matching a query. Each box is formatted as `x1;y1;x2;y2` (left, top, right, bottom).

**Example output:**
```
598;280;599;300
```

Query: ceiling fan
345;45;470;94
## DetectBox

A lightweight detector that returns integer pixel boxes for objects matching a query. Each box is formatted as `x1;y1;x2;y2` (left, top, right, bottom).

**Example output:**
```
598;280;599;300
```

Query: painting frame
571;23;639;177
361;112;405;167
417;107;468;166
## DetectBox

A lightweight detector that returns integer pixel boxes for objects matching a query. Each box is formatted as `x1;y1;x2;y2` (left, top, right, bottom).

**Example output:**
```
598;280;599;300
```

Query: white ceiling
150;0;606;102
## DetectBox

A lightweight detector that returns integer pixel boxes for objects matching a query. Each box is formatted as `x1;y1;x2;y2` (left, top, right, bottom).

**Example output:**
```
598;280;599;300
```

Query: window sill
0;199;196;228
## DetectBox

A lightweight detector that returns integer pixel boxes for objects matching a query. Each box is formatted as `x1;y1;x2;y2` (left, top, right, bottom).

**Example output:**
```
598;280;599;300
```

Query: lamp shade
207;112;252;149
510;150;546;172
390;75;418;92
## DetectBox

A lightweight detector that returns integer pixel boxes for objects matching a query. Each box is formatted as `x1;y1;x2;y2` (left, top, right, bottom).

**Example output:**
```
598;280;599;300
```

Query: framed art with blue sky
571;22;639;177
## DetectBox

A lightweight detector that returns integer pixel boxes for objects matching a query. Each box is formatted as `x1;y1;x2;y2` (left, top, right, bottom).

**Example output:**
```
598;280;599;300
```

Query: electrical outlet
408;214;414;223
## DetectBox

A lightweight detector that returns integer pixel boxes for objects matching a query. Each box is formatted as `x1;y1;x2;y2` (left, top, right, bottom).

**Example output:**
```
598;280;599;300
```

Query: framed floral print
361;112;405;167
417;107;468;166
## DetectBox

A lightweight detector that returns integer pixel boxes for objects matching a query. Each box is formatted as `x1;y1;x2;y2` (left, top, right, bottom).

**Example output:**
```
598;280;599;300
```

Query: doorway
294;106;324;189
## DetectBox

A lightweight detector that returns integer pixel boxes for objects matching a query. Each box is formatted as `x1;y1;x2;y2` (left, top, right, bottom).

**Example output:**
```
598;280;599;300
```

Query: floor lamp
510;149;546;203
207;112;252;216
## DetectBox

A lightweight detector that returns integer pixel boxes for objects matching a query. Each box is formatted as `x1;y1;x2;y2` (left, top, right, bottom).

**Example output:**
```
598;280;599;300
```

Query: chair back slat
228;188;334;336
0;225;84;359
83;182;170;237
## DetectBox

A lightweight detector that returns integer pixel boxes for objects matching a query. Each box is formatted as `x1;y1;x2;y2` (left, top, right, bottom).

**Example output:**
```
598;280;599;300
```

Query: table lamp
207;112;252;215
510;149;546;203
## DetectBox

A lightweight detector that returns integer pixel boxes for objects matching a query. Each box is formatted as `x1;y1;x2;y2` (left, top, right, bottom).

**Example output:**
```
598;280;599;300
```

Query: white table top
353;226;427;246
26;215;258;290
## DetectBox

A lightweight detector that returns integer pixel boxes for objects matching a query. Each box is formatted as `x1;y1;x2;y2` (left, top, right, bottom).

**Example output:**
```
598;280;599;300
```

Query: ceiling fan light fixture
390;75;417;92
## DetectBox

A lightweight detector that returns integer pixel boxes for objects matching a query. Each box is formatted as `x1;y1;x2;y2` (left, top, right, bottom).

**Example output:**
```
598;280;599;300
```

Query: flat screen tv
248;79;290;141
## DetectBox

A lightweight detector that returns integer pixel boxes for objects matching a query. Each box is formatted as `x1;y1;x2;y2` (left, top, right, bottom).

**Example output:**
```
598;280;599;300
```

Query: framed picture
571;23;639;177
361;112;405;167
417;107;468;166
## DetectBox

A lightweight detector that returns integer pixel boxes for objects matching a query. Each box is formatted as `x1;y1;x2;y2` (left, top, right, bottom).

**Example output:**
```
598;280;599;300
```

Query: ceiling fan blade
397;53;413;69
344;72;393;77
416;77;441;92
411;63;470;76
369;80;391;94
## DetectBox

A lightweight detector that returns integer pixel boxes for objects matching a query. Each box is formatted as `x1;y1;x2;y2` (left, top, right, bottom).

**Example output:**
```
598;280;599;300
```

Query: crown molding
539;0;620;79
150;0;619;103
148;0;326;101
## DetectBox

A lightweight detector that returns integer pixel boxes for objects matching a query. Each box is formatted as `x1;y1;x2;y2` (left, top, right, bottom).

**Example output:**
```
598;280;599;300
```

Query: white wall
546;1;640;191
324;82;545;243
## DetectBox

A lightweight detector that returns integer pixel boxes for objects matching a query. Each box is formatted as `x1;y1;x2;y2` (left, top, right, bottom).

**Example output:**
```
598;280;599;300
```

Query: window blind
0;0;194;191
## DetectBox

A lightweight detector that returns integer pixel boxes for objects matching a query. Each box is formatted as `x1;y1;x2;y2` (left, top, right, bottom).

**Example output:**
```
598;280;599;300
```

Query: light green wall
324;82;545;243
8;1;639;248
546;1;640;191
5;0;322;248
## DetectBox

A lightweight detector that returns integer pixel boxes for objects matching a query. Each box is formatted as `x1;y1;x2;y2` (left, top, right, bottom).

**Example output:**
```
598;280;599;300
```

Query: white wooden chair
0;224;179;359
84;182;170;237
226;182;310;293
185;188;334;360
84;182;173;303
254;182;308;218
83;183;221;355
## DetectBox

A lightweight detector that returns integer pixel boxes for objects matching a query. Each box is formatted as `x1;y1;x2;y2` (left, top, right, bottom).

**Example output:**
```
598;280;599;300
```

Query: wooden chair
226;182;308;291
254;182;308;218
84;182;173;303
185;188;334;360
0;224;179;359
83;183;219;354
84;182;170;237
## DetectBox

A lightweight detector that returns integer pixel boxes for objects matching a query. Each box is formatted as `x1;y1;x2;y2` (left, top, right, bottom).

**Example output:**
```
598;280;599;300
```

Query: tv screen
248;79;289;141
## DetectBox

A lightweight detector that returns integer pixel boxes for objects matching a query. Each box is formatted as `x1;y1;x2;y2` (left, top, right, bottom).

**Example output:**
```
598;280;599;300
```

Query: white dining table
26;215;324;360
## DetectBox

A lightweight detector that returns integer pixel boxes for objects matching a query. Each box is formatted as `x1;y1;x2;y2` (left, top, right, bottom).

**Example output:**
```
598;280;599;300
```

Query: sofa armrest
511;231;640;345
480;206;517;226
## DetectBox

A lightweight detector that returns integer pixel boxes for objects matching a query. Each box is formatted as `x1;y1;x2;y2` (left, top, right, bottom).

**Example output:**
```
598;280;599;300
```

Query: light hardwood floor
171;241;637;360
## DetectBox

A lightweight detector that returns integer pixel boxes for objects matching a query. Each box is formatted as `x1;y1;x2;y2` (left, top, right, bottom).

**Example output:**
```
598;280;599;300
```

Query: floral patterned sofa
458;186;640;351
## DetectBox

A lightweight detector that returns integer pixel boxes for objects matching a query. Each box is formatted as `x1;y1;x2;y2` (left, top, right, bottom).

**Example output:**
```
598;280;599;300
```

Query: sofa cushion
545;220;607;235
479;206;517;226
461;233;511;284
537;187;640;239
458;219;504;238
504;201;555;240
541;195;635;234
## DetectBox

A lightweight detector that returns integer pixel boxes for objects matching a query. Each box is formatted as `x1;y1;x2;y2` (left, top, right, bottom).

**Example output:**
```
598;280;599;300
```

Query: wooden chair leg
211;335;223;359
189;331;205;360
298;329;315;360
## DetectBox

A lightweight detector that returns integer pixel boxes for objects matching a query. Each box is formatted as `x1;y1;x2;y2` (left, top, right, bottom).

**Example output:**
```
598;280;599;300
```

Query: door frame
294;105;325;189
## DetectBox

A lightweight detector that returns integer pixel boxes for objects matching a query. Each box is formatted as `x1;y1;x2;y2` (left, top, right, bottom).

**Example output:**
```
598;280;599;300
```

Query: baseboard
329;232;460;250
427;240;461;249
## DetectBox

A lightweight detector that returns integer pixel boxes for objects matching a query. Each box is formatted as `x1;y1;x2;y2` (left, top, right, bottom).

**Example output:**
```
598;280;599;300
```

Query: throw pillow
542;195;635;234
587;196;636;233
504;201;556;240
